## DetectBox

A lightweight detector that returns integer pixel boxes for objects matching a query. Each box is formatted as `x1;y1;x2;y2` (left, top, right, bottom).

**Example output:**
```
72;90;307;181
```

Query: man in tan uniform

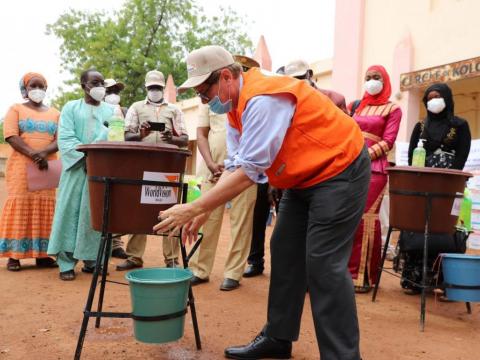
189;103;257;291
284;59;348;113
116;70;189;271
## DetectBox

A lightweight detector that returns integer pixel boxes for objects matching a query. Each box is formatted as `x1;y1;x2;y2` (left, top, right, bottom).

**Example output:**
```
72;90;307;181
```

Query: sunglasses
294;74;308;80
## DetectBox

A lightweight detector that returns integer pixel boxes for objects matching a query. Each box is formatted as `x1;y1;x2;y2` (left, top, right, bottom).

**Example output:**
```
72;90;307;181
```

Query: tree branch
144;0;169;58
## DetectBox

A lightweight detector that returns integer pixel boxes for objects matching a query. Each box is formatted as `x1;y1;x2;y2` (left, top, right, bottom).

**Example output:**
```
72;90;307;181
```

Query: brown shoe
111;247;128;259
116;259;142;271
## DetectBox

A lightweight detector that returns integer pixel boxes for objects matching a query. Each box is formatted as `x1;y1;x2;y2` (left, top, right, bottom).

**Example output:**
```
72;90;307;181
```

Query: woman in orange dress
0;73;60;271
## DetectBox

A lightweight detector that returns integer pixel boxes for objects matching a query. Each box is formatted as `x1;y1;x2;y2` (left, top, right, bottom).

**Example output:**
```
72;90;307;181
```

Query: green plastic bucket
125;267;193;344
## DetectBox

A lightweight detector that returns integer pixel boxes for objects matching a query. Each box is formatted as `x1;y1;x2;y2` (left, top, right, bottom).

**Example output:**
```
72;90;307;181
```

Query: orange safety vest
227;68;364;189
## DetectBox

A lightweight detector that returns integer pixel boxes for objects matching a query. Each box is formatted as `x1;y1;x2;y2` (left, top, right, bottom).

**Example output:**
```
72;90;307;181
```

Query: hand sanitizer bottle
412;140;426;167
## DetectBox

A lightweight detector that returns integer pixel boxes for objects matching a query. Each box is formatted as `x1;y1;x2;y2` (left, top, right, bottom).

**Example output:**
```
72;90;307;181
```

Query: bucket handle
131;308;187;322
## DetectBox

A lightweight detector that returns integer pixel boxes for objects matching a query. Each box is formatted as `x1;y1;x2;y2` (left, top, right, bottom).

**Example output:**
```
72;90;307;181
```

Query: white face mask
104;93;121;105
28;89;46;103
427;97;446;114
364;79;383;95
148;90;163;103
89;86;106;102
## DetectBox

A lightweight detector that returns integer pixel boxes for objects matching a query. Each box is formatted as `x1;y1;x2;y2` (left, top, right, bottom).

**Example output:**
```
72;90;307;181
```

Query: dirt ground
0;177;479;360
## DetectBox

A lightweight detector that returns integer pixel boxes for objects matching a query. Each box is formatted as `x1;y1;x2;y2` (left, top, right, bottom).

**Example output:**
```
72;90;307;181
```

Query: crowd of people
0;44;472;359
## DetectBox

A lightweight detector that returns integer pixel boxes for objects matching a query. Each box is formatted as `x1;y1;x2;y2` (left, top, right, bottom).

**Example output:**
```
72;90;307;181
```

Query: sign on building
400;56;480;91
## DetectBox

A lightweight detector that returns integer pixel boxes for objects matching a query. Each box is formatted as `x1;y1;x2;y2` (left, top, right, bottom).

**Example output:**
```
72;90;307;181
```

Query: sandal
403;288;421;296
354;285;371;294
7;258;20;271
59;270;76;281
36;257;58;268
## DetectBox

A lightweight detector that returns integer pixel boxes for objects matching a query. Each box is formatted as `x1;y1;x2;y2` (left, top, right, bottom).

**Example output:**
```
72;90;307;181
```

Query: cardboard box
468;230;480;250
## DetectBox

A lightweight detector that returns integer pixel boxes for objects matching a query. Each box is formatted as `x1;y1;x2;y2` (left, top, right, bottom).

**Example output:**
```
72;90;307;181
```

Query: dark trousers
247;183;271;267
264;148;370;360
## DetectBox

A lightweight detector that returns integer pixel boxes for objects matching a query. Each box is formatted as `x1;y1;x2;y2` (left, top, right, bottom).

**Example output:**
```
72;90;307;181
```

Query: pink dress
348;103;402;288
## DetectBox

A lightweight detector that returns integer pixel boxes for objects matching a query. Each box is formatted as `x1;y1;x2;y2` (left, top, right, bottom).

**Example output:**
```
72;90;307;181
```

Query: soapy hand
153;203;204;242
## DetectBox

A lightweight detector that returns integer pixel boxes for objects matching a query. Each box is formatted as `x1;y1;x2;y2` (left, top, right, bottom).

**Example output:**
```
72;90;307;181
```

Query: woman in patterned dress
0;72;59;271
348;65;402;293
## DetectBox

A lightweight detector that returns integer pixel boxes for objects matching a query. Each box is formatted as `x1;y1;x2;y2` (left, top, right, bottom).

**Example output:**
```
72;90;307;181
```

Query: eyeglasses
195;82;215;102
195;71;221;102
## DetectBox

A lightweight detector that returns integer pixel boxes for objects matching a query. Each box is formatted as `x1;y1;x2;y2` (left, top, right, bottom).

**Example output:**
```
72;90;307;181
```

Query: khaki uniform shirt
124;98;187;145
196;104;227;180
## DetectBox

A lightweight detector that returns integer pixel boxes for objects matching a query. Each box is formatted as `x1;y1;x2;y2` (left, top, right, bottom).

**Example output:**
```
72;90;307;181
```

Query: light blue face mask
208;79;232;114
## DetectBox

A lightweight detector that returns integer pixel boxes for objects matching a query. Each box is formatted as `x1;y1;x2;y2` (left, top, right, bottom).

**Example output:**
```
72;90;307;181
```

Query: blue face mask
208;79;232;114
208;96;232;114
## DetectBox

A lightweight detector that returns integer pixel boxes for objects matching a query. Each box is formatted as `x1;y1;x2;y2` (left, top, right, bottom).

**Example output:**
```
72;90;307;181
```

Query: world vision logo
166;174;180;198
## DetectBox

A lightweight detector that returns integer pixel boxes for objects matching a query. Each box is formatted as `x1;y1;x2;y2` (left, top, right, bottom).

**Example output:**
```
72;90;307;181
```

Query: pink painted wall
164;74;177;103
253;35;272;71
332;0;365;103
391;33;419;142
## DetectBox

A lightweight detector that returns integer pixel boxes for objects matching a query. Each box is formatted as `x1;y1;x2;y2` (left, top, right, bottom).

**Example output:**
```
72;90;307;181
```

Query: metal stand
74;178;203;359
371;190;470;331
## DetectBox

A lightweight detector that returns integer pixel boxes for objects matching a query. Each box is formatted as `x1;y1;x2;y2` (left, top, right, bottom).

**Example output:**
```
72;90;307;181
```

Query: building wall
178;97;201;141
177;97;202;175
363;0;480;142
362;0;480;92
362;0;480;78
334;0;480;141
311;58;333;89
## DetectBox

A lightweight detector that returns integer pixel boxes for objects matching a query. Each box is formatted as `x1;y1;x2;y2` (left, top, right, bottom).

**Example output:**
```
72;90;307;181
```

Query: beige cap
284;59;311;77
104;78;125;91
233;55;260;70
178;45;234;92
145;70;165;87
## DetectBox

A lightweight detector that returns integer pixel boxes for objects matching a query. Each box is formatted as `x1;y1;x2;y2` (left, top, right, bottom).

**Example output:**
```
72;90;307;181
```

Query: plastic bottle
107;117;125;142
412;139;426;167
457;188;472;232
187;179;202;203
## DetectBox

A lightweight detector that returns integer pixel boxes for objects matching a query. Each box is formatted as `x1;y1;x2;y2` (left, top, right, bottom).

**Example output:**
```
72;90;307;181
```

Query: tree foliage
0;122;5;144
47;0;253;108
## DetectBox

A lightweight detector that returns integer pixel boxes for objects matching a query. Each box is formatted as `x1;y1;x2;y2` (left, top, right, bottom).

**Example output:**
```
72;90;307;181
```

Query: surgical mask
148;90;163;103
364;79;383;96
28;89;46;103
89;86;106;102
104;93;121;105
208;80;232;114
427;97;446;114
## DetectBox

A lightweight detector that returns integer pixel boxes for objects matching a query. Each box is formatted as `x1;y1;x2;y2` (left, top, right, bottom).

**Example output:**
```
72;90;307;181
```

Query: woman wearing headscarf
408;83;471;170
0;73;60;270
399;82;471;295
348;65;402;293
